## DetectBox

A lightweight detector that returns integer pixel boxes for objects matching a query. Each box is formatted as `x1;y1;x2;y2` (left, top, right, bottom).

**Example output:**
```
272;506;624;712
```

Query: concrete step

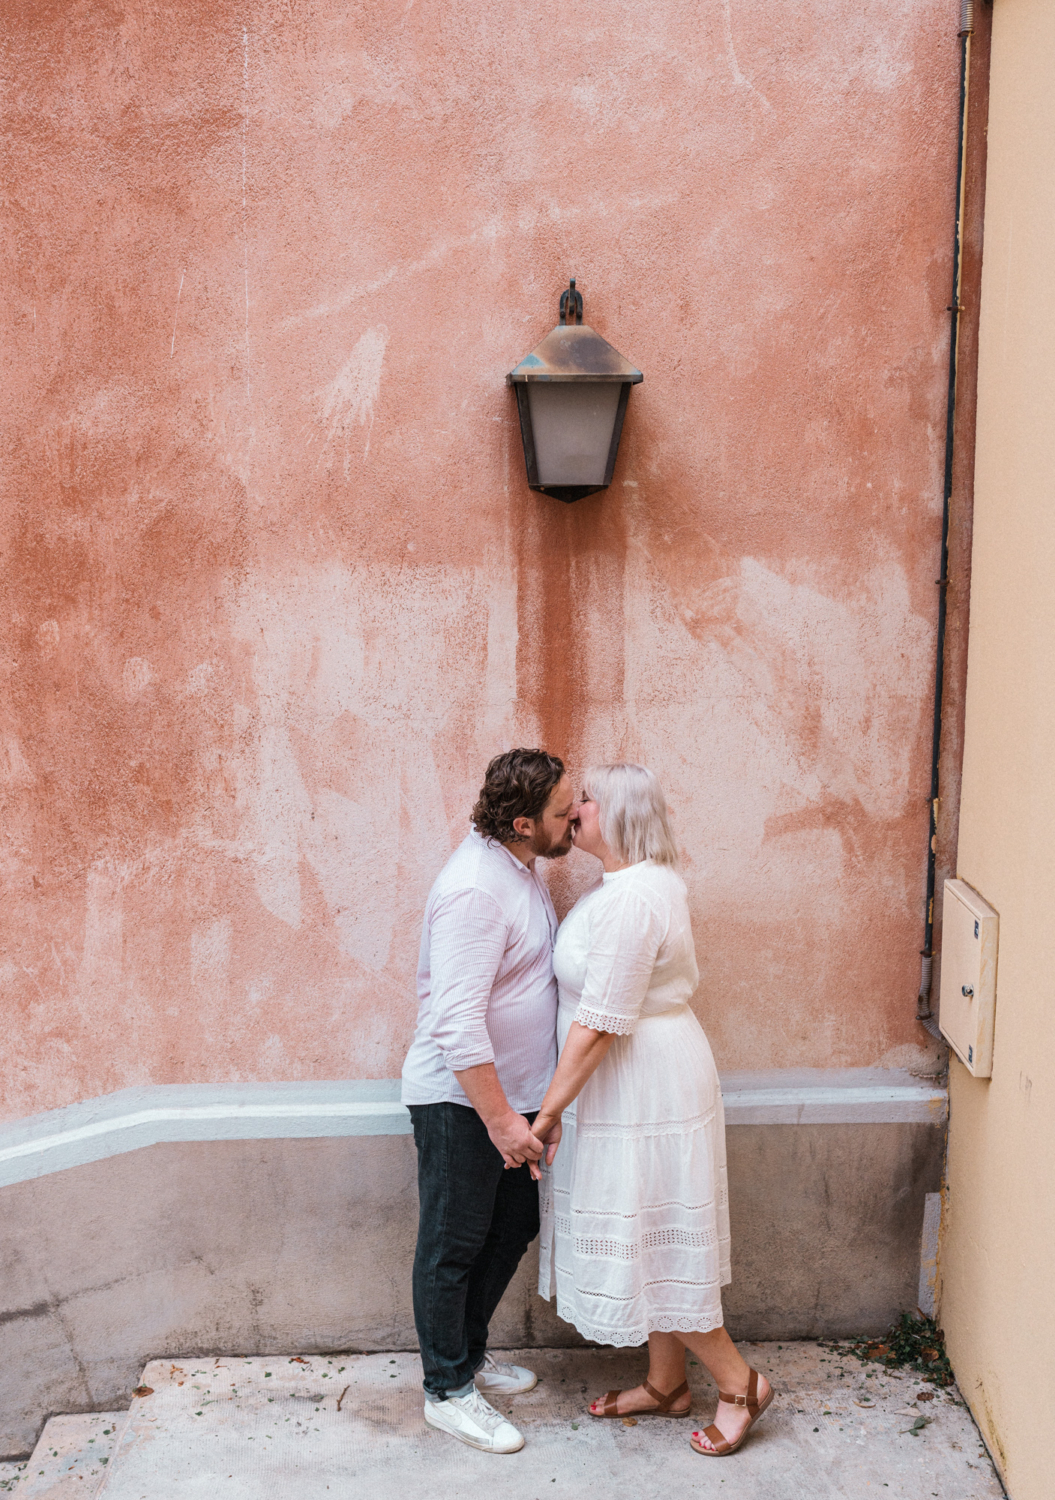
24;1344;1002;1500
1;1413;123;1499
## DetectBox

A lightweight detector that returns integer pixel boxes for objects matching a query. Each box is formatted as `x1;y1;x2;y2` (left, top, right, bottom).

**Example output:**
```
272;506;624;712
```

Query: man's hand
488;1110;545;1171
453;1061;545;1169
527;1112;562;1180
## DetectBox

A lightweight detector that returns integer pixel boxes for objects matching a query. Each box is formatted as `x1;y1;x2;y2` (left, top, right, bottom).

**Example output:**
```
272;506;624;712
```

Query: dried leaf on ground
820;1315;955;1387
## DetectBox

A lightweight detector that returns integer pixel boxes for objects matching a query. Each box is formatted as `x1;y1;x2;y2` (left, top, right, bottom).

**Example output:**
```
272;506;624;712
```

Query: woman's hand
528;1112;562;1180
527;1023;616;1178
488;1110;545;1170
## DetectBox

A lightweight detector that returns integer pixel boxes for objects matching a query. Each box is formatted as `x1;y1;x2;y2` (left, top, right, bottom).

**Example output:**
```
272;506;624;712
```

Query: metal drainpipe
917;0;974;1033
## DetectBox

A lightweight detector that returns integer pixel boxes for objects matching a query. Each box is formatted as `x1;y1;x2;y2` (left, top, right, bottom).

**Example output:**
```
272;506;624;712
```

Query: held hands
452;1063;558;1172
527;1112;562;1181
488;1110;546;1171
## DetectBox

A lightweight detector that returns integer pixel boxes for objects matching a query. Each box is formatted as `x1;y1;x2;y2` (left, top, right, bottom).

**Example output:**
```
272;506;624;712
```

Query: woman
532;764;773;1457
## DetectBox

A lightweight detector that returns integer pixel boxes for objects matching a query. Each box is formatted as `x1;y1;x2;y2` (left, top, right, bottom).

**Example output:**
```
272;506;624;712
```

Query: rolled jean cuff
425;1379;474;1404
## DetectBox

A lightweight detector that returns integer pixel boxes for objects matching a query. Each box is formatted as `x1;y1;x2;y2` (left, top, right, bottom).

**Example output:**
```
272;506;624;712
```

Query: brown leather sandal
589;1378;691;1419
689;1368;774;1455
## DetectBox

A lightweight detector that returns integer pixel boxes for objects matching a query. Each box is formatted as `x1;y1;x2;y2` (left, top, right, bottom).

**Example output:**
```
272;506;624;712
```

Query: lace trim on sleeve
575;1005;635;1036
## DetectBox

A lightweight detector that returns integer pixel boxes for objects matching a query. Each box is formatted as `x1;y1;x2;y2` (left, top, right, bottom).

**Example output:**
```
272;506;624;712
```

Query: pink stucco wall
1;0;960;1118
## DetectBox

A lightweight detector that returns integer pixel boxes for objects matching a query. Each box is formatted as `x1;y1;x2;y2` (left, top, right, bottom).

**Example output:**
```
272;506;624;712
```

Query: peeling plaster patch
191;918;232;1007
250;724;311;929
628;542;930;900
37;619;60;659
738;552;930;823
246;975;273;1009
482;565;518;753
261;1033;290;1074
78;865;127;1003
184;663;215;697
722;0;774;114
228;563;508;966
0;734;34;787
879;1040;947;1078
315;326;387;471
302;787;397;970
122;657;154;699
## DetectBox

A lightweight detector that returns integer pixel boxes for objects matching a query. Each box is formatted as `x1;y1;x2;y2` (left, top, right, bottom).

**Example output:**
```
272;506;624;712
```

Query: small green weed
822;1313;954;1387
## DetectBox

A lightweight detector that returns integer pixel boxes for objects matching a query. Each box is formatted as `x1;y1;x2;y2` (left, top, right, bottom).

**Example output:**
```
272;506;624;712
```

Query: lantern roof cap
508;322;643;384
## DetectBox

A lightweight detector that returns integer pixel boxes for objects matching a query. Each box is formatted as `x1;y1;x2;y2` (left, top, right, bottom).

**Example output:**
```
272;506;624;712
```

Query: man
401;748;574;1453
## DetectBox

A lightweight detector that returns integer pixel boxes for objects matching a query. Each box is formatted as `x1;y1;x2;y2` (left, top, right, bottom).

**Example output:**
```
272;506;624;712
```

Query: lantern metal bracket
559;278;583;326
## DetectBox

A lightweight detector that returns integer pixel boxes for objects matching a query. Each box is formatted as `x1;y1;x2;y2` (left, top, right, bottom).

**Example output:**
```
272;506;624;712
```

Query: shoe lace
456;1388;505;1432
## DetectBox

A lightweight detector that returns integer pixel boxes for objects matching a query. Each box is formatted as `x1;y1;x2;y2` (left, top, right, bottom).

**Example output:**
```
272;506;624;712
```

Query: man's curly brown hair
471;748;566;845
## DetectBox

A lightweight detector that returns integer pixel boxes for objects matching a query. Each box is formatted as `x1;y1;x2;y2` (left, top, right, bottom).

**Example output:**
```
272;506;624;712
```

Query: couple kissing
400;748;773;1456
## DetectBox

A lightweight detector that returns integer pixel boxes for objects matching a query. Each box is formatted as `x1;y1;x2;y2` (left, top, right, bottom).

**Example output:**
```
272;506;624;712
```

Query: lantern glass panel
527;382;622;486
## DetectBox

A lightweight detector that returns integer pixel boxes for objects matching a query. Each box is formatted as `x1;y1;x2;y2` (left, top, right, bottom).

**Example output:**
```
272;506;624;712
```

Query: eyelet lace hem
555;1303;727;1345
575;1005;635;1036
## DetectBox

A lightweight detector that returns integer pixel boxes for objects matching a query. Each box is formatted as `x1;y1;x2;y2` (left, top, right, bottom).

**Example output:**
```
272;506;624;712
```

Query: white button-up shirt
401;831;559;1114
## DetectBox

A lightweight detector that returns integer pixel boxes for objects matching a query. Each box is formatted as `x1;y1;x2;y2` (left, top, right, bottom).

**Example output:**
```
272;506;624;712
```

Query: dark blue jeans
409;1102;540;1401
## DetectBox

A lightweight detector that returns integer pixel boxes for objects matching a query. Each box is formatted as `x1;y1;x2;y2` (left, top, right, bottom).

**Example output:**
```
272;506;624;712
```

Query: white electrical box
939;878;999;1077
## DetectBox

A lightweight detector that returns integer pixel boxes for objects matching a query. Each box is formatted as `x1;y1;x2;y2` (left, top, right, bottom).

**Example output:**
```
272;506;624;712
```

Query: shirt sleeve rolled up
427;886;510;1072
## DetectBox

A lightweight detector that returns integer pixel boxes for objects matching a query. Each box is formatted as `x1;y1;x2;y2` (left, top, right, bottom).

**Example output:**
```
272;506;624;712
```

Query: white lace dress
537;860;731;1345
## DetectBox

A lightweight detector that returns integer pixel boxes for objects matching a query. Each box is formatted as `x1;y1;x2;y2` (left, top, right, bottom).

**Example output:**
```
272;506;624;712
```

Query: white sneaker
424;1387;525;1453
474;1352;538;1397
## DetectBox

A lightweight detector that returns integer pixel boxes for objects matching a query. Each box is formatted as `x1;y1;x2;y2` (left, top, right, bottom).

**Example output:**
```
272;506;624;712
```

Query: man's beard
531;827;573;859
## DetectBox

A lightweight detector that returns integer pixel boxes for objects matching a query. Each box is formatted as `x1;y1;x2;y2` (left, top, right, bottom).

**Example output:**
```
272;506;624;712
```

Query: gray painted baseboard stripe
719;1069;948;1127
0;1070;947;1190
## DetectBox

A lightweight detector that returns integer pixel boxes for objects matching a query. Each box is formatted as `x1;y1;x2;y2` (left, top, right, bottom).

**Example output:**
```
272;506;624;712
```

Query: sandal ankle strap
717;1368;760;1414
643;1378;689;1411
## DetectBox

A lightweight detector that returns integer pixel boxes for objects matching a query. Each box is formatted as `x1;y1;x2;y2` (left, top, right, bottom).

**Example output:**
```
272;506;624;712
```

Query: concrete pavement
1;1343;1005;1500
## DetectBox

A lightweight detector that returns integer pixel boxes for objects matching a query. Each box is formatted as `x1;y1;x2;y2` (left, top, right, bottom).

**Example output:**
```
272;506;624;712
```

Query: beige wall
941;3;1055;1497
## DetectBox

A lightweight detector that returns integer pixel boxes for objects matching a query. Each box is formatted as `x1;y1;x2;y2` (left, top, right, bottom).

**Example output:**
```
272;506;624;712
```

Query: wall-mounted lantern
508;280;643;503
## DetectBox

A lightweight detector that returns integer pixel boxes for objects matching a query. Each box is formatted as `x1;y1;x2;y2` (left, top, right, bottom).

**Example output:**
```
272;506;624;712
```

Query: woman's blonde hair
585;763;679;868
